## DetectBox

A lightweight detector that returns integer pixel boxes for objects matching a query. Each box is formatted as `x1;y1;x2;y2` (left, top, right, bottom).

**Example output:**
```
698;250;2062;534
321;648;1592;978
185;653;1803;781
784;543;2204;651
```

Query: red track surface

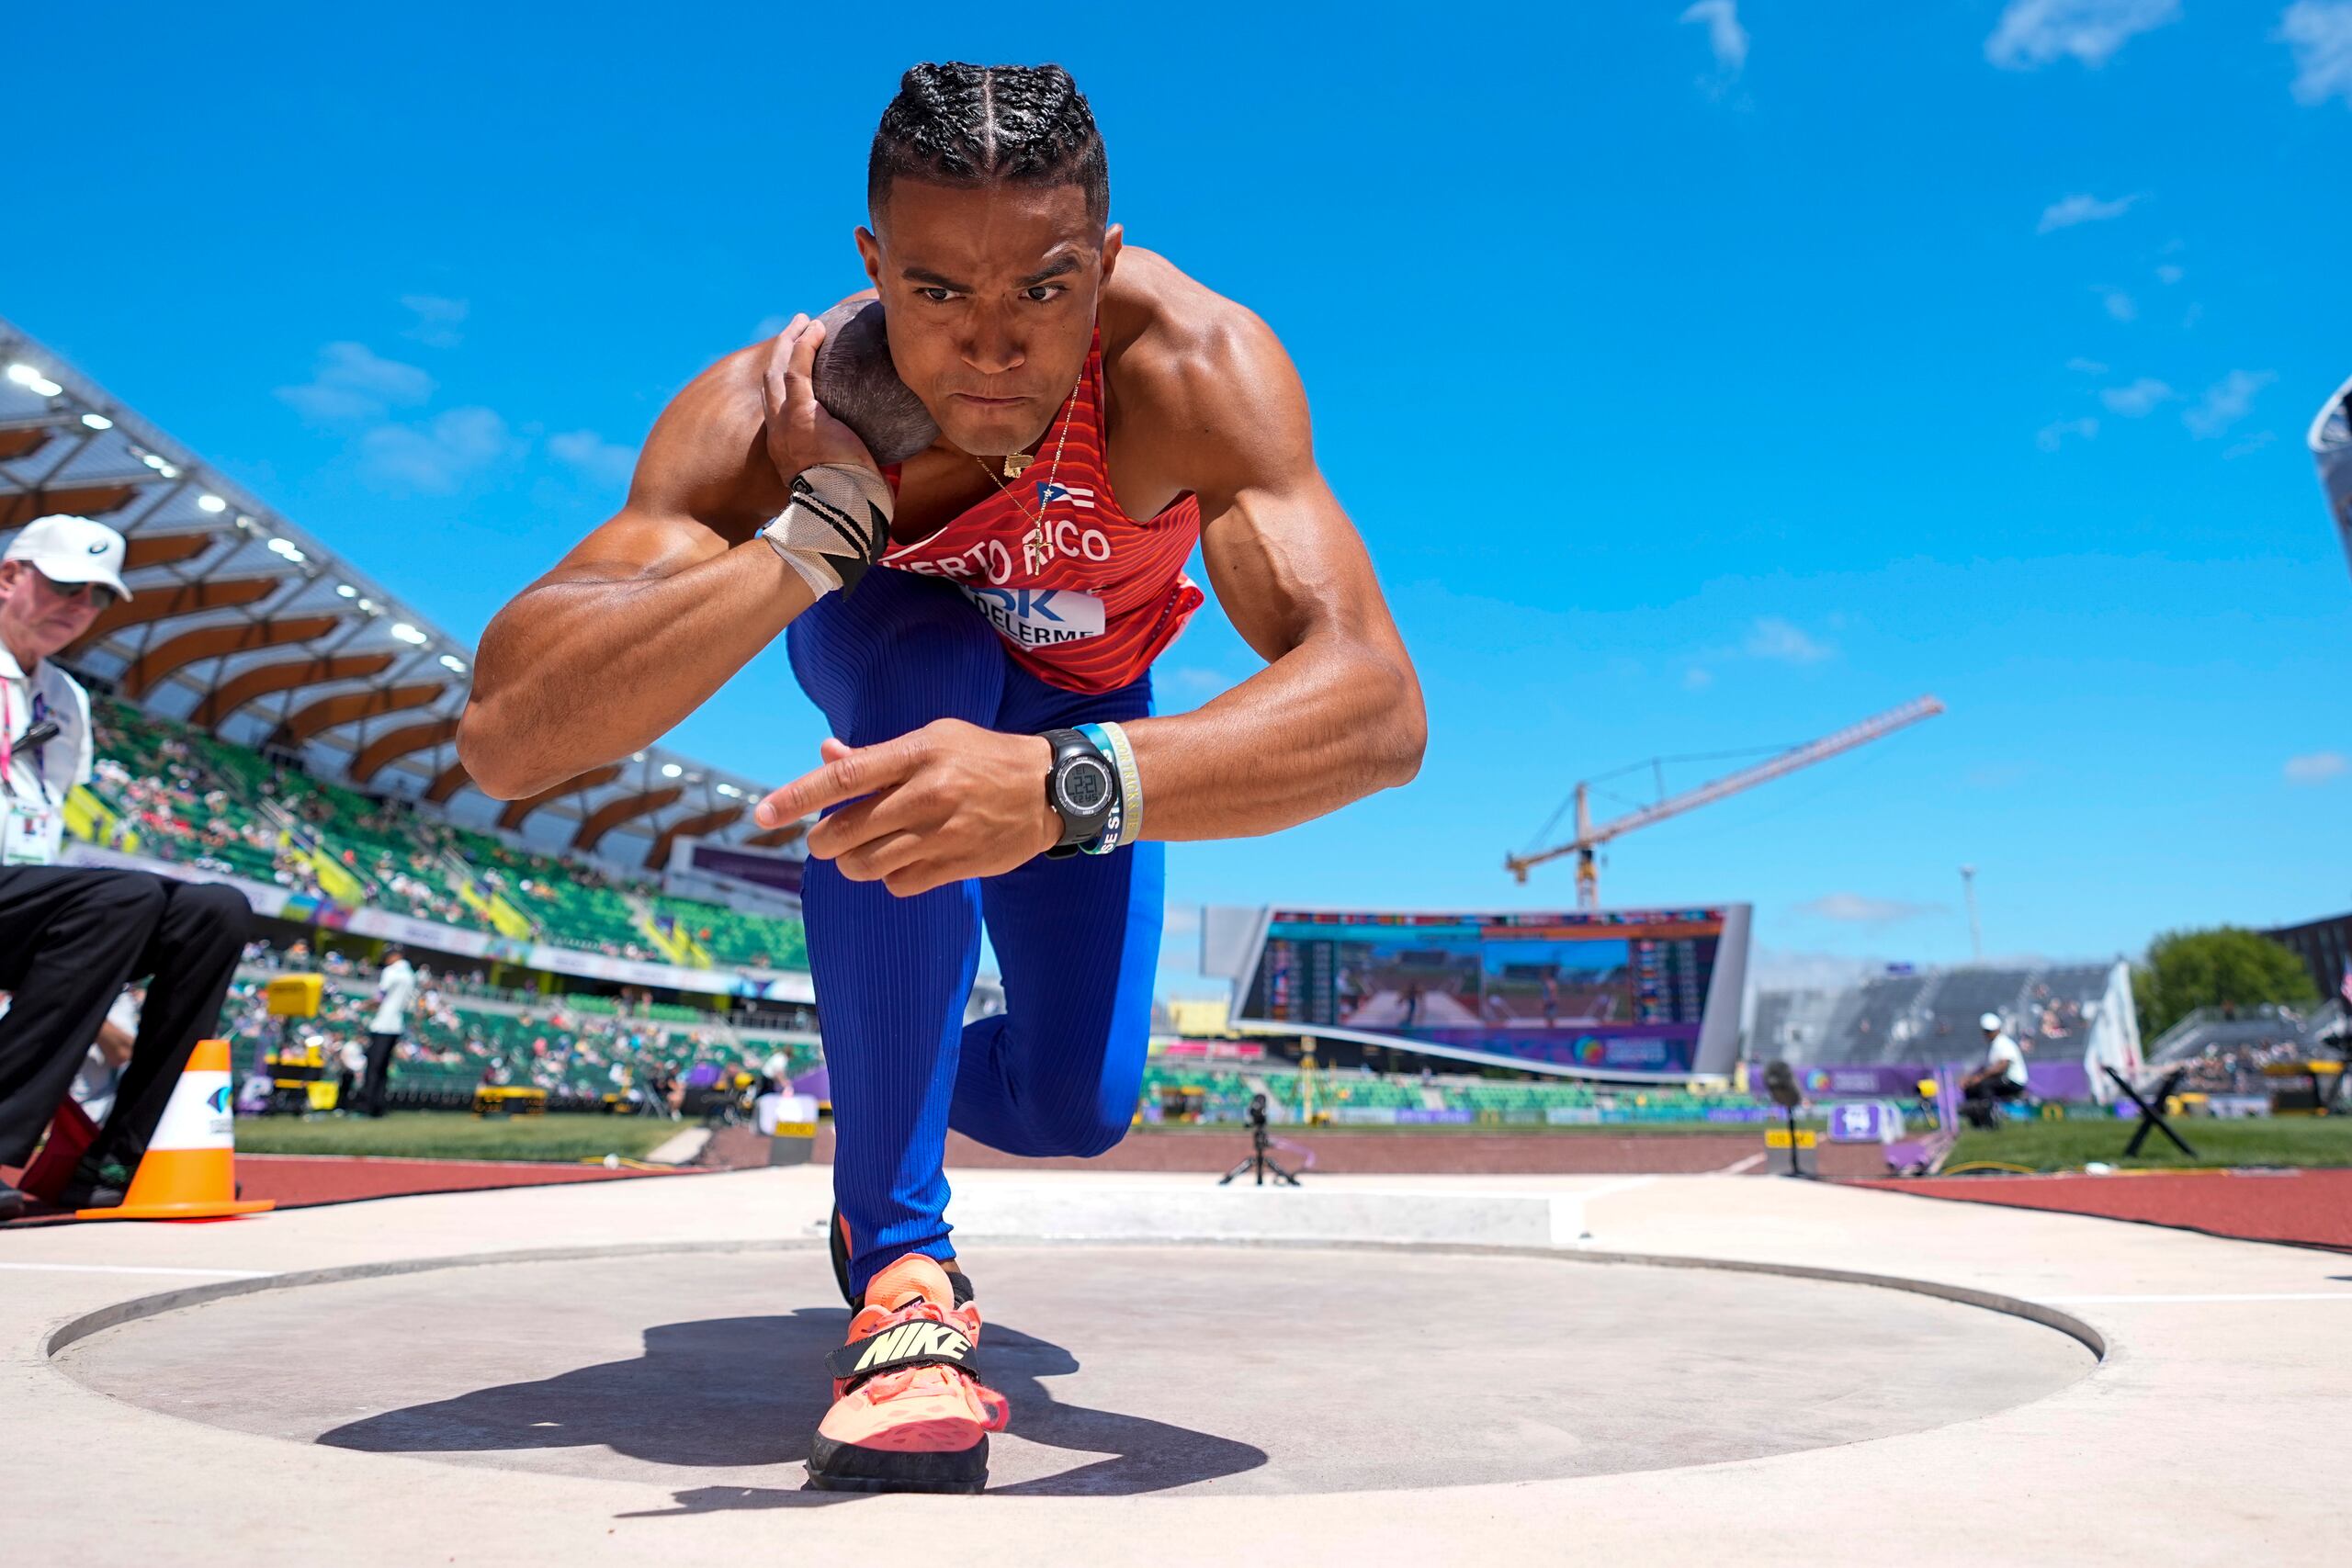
1850;1169;2352;1251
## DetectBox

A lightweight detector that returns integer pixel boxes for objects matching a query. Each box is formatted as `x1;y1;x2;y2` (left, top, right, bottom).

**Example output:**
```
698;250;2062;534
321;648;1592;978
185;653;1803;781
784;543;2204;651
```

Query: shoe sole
806;1430;988;1495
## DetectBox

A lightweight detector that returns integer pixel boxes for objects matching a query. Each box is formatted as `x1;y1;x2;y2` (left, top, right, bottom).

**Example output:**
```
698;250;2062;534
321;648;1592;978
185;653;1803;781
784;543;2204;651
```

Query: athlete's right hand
762;314;878;480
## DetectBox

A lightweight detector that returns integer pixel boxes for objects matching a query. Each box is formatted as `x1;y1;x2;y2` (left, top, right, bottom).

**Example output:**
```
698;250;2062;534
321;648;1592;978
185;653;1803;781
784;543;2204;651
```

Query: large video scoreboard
1206;904;1750;1077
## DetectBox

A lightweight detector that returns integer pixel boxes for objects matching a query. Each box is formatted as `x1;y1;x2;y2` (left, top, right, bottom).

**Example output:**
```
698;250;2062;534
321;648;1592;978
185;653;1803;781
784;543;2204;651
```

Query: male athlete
460;62;1424;1493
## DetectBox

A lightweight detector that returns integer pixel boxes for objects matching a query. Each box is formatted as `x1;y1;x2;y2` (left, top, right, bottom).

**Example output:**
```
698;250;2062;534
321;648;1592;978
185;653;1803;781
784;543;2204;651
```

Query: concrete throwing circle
52;1244;2093;1497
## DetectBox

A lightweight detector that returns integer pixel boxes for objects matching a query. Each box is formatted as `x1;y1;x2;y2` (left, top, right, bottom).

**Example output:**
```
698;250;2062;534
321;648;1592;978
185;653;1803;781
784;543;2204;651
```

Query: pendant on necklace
1001;452;1033;479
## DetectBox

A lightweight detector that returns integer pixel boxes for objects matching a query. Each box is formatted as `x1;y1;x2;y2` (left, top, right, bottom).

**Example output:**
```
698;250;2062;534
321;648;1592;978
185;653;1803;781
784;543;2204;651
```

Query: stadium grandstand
220;955;822;1114
2140;998;2347;1096
1748;960;2140;1098
1135;1050;1782;1130
2;312;819;1012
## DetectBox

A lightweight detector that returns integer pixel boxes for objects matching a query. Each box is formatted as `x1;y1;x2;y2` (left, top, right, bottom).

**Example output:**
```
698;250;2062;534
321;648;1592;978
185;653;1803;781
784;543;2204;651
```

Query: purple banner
2026;1061;2091;1100
684;842;805;896
1746;1061;2092;1101
1747;1064;1927;1099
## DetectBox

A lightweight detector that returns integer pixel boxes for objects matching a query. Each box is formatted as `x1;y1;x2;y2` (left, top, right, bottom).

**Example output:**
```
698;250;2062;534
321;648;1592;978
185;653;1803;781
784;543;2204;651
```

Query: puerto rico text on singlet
879;333;1203;694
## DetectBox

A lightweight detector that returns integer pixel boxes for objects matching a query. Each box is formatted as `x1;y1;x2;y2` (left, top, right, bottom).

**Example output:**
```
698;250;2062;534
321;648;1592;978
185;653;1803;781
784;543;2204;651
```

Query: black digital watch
1041;727;1118;859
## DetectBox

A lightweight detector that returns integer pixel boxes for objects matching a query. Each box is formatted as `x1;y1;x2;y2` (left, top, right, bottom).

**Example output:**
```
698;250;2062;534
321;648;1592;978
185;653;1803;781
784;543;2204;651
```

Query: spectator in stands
0;516;253;1218
1960;1011;2030;1128
358;944;418;1119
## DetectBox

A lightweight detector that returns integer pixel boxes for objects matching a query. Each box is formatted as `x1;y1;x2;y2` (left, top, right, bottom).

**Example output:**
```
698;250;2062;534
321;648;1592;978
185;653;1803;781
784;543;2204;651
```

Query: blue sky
7;1;2349;995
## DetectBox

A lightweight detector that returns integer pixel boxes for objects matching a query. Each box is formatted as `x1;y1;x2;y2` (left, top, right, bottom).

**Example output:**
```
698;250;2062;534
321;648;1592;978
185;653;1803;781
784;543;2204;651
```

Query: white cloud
1987;0;2181;69
548;429;638;488
2224;431;2277;459
2036;416;2100;451
2038;191;2141;233
401;294;469;348
2284;750;2348;784
276;342;435;423
2184;369;2276;438
2100;377;2174;416
2095;285;2138;321
752;314;792;343
2065;356;2110;375
2154;263;2185;284
360;406;518;492
1796;893;1945;924
1744;616;1835;664
1680;0;1749;74
1167;667;1230;694
2282;1;2352;107
1682;666;1714;691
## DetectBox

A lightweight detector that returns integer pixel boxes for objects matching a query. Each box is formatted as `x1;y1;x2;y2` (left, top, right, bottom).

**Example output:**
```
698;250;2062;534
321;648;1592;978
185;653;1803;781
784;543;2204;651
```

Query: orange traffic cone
77;1039;275;1221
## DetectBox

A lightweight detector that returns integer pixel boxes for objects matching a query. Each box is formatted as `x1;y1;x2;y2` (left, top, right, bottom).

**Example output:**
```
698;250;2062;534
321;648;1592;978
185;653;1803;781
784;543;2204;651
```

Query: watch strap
1042;727;1117;854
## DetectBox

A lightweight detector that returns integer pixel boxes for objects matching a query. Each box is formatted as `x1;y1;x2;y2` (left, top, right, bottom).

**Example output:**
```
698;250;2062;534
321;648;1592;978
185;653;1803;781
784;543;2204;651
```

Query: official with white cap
0;514;252;1219
1960;1010;2030;1129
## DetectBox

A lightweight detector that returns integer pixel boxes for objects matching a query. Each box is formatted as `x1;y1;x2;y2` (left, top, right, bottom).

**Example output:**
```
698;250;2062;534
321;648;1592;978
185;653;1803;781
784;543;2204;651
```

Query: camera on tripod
1219;1090;1301;1187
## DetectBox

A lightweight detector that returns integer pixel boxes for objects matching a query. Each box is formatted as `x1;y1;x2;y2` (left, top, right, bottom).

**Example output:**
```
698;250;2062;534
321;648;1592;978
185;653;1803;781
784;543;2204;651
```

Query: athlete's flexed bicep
460;314;876;799
1125;306;1426;840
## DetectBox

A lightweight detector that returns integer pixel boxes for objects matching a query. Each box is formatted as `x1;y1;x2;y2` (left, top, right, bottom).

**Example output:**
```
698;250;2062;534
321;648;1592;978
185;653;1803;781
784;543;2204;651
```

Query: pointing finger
754;736;918;826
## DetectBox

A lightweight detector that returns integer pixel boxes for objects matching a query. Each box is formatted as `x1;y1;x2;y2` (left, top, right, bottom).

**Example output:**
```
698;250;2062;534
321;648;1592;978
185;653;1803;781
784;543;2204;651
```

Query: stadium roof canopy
0;312;804;874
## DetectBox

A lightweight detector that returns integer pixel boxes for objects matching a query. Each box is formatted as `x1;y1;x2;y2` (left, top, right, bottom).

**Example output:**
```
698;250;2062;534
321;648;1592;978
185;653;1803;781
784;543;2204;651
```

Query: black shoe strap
826;1316;979;1385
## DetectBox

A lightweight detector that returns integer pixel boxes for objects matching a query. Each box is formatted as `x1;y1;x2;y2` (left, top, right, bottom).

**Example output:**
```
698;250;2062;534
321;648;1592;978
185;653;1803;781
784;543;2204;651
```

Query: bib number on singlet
958;585;1106;648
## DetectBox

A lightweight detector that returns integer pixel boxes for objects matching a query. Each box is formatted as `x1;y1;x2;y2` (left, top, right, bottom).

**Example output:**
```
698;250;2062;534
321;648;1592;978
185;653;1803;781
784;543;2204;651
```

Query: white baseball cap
3;513;133;600
1979;1011;2003;1031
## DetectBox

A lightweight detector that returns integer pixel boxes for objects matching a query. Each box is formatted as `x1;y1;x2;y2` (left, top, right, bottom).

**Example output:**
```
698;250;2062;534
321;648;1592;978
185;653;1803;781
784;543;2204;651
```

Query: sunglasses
35;570;119;612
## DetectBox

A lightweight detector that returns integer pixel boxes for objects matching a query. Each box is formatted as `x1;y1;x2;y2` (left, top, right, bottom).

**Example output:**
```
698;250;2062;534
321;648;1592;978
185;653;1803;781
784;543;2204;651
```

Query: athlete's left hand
754;721;1061;897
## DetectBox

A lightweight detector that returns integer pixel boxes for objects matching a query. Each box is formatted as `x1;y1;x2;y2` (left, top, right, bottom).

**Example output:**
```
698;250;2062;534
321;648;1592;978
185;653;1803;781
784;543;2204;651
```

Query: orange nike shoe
807;1253;1010;1494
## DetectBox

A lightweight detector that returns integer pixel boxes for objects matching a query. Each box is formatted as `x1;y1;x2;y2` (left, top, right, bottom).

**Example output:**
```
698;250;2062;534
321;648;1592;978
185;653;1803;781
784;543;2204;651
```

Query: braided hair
868;62;1109;226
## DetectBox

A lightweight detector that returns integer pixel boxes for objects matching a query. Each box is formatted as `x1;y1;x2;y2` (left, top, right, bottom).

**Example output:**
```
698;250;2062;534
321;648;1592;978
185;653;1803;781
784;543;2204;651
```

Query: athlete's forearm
458;543;816;799
1122;633;1424;840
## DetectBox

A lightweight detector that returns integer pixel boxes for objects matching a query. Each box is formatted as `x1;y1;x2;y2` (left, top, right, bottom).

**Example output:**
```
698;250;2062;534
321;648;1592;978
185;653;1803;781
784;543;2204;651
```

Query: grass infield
1949;1113;2352;1172
233;1111;681;1165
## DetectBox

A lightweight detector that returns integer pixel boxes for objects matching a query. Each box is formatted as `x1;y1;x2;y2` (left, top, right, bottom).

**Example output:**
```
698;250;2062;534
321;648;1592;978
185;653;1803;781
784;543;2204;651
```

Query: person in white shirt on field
1961;1010;2030;1127
358;944;418;1119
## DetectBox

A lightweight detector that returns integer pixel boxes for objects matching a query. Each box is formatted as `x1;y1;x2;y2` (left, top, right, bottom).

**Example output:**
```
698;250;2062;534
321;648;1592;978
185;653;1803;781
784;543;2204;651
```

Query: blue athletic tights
786;568;1163;1296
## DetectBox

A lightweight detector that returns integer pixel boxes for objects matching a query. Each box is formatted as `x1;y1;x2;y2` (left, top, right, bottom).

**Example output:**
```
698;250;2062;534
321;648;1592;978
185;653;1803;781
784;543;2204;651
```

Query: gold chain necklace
971;383;1078;526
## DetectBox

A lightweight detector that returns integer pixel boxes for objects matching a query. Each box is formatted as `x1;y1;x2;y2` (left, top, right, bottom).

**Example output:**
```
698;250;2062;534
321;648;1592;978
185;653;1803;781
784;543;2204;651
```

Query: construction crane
1505;694;1946;908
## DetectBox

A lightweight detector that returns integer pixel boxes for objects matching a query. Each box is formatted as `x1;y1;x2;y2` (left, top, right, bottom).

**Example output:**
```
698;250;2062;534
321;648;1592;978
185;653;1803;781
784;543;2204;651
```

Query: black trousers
0;866;252;1168
360;1030;400;1118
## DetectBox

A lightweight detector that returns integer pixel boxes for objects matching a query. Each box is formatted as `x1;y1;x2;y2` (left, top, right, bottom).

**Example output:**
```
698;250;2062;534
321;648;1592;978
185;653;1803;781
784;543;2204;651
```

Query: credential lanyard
1;679;54;807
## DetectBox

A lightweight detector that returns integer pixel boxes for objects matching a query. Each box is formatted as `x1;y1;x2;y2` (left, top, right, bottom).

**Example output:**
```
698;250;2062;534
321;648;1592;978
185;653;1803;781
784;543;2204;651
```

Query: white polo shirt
372;958;418;1035
0;640;95;867
1986;1032;2028;1089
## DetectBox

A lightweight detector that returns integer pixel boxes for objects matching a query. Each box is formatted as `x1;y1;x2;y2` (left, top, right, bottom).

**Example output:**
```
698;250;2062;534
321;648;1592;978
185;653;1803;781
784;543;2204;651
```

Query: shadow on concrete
319;1307;1265;1507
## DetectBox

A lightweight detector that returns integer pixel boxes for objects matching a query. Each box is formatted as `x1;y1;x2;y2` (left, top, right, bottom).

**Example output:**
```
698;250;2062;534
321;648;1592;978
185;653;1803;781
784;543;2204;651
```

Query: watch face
1057;756;1113;815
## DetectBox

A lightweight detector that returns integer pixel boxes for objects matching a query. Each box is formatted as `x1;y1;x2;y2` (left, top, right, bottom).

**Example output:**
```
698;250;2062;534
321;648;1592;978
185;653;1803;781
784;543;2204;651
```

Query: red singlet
879;334;1204;694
